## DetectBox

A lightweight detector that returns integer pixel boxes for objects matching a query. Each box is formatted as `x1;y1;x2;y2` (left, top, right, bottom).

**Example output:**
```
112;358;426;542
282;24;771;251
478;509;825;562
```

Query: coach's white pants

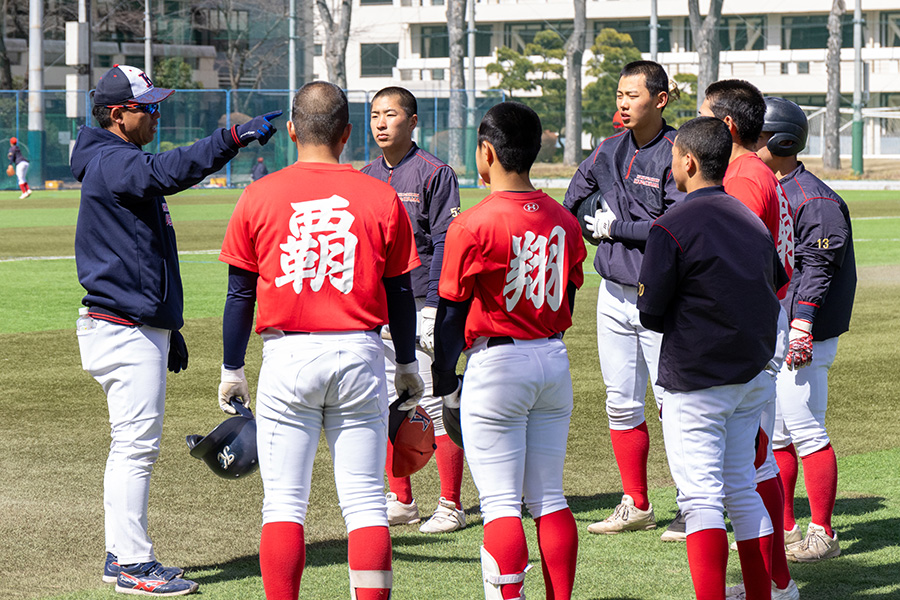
773;337;839;456
15;160;28;185
256;330;390;532
461;337;573;524
78;319;169;565
663;370;774;542
597;279;664;429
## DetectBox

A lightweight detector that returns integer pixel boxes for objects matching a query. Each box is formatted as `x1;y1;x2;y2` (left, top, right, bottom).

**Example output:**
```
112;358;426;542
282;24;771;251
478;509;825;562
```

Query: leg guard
349;569;392;599
480;546;531;600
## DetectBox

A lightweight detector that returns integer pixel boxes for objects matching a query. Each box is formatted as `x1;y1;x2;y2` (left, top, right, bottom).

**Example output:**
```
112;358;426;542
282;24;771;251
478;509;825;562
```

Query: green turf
2;187;899;599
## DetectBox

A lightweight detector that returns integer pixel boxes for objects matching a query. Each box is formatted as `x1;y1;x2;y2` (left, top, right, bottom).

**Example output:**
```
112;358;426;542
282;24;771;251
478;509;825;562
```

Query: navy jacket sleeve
564;150;600;211
425;166;460;307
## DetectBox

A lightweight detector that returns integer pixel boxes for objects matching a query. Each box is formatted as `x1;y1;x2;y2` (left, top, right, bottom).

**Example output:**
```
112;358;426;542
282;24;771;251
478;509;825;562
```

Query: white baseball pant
754;306;789;484
15;160;29;185
596;279;664;428
255;330;390;532
772;337;839;456
460;337;573;524
77;318;169;565
662;369;774;542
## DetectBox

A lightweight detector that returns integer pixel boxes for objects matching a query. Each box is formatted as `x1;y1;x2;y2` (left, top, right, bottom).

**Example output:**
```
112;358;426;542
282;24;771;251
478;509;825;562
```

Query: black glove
168;330;189;373
231;110;283;147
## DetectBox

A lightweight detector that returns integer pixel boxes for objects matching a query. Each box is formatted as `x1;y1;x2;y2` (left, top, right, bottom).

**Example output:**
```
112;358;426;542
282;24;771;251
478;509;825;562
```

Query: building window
593;20;672;53
781;62;789;74
361;43;399;77
504;22;574;53
880;13;900;47
361;0;393;5
797;61;810;74
719;15;766;51
315;43;323;56
782;14;854;50
418;25;491;58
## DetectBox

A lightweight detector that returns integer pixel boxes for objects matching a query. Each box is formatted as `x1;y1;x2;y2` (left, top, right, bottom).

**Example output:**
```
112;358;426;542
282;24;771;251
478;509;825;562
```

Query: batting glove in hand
442;377;462;409
584;208;616;240
167;330;189;373
419;306;437;353
219;365;252;414
395;360;425;413
786;319;813;370
232;110;283;147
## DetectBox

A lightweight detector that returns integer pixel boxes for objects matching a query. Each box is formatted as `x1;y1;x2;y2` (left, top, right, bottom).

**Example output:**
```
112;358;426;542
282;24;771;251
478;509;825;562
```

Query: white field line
0;249;220;263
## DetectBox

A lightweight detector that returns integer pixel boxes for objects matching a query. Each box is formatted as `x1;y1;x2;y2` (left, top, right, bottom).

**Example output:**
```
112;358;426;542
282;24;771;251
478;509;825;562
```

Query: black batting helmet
186;399;259;479
762;97;808;157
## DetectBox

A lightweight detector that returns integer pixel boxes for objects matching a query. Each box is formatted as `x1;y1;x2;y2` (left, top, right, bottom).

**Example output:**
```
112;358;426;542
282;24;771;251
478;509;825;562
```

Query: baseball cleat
660;509;686;542
726;579;799;600
587;494;656;534
104;553;184;584
418;497;466;533
786;523;840;562
784;523;803;547
115;561;198;596
386;492;420;525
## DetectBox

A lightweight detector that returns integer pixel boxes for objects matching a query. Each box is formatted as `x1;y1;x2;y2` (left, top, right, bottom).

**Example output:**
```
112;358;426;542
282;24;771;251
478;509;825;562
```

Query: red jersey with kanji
439;190;587;348
220;162;420;333
724;152;795;294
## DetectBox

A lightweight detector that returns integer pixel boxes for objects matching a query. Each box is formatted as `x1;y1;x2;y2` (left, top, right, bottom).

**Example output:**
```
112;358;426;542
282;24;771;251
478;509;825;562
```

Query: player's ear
340;123;352;145
408;113;418;132
655;91;669;111
110;106;126;125
480;141;495;166
287;120;297;143
722;115;738;138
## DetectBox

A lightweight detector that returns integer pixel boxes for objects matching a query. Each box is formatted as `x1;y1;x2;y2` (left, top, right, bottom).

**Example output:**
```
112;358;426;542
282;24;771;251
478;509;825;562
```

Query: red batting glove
786;319;813;370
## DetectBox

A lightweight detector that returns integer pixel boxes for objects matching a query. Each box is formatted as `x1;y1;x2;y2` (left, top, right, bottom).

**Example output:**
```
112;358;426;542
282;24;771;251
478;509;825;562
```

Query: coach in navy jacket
71;64;280;595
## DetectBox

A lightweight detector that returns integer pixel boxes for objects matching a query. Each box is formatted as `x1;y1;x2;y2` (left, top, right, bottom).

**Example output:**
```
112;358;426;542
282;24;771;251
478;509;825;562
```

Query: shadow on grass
790;494;887;521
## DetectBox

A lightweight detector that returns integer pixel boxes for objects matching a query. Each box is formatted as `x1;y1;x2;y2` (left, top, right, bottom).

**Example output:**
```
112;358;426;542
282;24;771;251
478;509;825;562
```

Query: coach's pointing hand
232;110;283;147
219;365;252;414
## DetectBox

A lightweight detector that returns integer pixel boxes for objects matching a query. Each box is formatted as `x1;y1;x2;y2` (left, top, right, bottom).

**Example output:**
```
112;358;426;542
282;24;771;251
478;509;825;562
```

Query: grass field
2;187;899;600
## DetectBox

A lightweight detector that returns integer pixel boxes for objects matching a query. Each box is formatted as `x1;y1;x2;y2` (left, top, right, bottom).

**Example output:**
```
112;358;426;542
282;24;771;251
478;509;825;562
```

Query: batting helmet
185;399;259;479
388;392;436;478
442;376;464;449
574;189;607;246
762;97;808;157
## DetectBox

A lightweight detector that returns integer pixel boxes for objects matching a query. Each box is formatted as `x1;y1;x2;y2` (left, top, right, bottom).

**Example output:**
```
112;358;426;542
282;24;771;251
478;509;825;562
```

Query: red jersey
439;190;587;348
724;152;794;293
220;162;420;333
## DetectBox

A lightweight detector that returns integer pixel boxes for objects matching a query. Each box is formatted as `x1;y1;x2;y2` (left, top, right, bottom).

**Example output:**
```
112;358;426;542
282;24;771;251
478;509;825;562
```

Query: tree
687;0;724;109
563;0;586;166
446;0;466;167
582;28;641;141
153;57;202;89
314;0;352;88
824;0;845;170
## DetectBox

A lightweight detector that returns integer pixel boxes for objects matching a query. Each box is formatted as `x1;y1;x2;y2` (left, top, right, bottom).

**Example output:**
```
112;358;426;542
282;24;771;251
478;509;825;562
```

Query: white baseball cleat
784;523;803;546
418;497;466;533
726;579;799;600
385;492;420;525
787;523;840;562
660;509;686;542
587;494;656;534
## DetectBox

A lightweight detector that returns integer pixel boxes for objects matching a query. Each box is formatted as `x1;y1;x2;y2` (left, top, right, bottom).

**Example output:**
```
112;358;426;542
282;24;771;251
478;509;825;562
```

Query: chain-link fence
802;106;900;159
0;89;510;192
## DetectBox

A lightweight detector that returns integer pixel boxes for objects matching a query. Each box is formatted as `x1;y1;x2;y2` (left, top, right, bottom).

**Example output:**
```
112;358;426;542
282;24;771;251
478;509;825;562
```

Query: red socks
686;528;729;600
385;440;413;504
609;421;650;510
534;509;578;600
260;521;305;600
348;526;392;600
774;445;799;531
756;477;792;589
435;434;464;508
484;517;529;599
802;444;837;536
736;534;775;600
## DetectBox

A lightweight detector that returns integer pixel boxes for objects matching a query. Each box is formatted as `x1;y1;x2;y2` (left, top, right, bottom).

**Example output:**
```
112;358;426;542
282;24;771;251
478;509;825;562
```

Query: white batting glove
442;379;461;409
395;360;425;413
419;306;437;353
219;365;252;415
584;208;616;240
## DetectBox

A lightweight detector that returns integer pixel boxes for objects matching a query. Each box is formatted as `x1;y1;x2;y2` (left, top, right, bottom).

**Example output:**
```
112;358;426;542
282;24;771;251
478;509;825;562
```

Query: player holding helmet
757;97;857;564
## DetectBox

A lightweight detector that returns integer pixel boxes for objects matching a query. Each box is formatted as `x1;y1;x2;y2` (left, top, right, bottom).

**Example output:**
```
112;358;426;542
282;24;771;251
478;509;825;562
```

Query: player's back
220;161;420;334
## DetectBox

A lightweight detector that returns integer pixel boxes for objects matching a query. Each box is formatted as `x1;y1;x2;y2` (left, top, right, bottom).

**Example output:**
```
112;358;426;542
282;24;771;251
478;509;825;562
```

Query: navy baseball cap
93;65;175;106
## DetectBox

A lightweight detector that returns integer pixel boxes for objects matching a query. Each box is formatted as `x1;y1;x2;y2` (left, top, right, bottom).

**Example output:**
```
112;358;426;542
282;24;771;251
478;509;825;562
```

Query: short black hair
92;104;113;129
291;81;349;147
477;102;542;174
704;79;766;147
372;86;417;118
674;117;732;182
620;60;670;112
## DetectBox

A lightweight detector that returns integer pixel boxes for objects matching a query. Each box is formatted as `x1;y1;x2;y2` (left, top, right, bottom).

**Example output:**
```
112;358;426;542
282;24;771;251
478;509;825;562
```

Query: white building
316;0;900;155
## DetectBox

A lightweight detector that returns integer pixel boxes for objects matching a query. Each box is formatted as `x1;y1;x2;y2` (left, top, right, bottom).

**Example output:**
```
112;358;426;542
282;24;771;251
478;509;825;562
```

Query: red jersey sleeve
383;193;422;278
220;189;260;273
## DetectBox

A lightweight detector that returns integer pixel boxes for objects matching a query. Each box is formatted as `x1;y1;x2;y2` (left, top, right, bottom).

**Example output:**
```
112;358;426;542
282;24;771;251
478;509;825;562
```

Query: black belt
487;333;561;347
